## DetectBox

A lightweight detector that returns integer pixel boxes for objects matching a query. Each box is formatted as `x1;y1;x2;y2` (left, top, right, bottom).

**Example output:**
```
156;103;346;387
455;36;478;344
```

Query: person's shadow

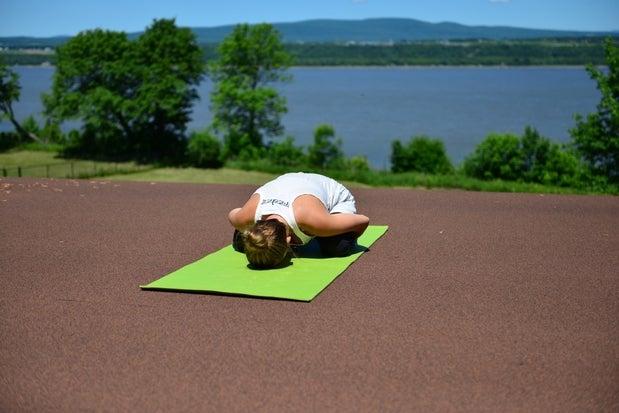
292;238;368;259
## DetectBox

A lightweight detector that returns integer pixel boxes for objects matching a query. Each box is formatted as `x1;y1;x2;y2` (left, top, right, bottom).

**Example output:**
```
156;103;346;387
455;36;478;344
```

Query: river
1;66;600;168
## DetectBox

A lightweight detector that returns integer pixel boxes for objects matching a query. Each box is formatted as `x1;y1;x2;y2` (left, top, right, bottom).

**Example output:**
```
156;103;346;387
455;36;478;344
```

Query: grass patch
0;150;151;179
380;172;595;194
0;150;277;185
104;167;278;185
0;150;64;167
226;160;617;195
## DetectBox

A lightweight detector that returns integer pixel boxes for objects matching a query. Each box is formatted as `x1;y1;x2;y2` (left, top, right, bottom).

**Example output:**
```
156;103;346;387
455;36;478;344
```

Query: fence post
70;162;74;178
2;168;6;177
18;166;22;177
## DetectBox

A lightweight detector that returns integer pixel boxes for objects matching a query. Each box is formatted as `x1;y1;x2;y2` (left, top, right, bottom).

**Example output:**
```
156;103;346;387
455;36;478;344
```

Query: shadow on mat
243;242;368;269
292;239;369;259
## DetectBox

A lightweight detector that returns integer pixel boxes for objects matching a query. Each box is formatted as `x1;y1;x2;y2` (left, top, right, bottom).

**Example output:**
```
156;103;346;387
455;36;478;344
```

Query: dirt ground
1;177;617;412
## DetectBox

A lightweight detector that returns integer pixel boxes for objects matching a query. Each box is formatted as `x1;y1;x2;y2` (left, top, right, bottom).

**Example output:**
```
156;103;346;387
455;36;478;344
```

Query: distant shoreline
291;65;591;69
15;64;592;70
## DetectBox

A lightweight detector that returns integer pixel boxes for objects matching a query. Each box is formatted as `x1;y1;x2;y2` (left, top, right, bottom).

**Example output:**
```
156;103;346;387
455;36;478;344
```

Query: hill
1;18;615;48
193;18;609;43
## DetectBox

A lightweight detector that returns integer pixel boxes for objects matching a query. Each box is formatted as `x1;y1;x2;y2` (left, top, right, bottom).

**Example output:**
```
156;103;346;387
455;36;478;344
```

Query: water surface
3;66;599;168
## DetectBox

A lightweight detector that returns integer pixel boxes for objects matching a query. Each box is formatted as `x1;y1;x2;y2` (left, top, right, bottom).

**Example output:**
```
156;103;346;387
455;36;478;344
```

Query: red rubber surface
1;178;617;412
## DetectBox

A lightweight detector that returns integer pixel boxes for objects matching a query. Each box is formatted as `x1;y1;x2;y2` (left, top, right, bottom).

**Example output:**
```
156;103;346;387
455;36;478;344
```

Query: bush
463;133;524;180
391;135;453;174
237;144;267;163
267;136;306;167
0;131;20;152
21;116;67;145
521;126;552;182
463;127;592;188
186;129;223;168
541;145;586;187
60;130;87;158
307;124;345;169
6;116;67;149
21;115;41;136
40;121;65;144
346;155;371;173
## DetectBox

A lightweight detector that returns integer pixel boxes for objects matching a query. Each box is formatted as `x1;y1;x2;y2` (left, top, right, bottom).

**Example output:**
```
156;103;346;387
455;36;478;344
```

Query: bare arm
296;196;369;238
308;213;370;238
228;193;260;231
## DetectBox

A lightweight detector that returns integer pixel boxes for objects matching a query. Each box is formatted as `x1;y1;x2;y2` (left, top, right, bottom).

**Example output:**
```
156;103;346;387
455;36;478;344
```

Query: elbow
356;215;370;236
228;208;241;227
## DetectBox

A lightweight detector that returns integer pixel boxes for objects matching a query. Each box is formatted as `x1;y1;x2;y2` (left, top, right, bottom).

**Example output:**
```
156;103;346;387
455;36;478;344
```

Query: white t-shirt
254;172;357;244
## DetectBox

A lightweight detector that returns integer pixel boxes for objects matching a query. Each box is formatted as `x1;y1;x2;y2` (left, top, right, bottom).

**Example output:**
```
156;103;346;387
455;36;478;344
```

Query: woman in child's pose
228;172;370;268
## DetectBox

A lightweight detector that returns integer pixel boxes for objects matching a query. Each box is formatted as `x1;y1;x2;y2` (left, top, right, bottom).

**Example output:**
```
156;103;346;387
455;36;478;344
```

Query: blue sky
1;0;618;37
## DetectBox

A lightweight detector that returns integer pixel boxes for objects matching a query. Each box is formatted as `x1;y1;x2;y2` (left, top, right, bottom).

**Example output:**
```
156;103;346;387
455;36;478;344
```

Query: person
228;172;370;269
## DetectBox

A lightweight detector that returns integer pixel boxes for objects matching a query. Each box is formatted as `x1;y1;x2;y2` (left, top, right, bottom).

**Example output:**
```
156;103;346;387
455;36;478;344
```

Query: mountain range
192;18;613;43
1;18;616;48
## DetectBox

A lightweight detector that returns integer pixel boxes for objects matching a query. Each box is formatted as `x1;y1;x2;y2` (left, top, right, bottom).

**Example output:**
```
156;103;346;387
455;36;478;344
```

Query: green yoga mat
141;225;388;301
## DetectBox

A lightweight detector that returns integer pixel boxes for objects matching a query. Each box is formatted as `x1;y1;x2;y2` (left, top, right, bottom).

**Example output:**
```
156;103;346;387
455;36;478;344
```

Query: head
242;219;291;269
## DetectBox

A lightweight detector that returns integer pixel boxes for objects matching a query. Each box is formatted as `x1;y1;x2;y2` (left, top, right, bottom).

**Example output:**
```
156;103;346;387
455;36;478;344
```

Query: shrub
237;144;267;163
0;131;20;152
521;126;552;182
186;129;223;168
267;136;306;167
40;121;65;144
60;130;86;158
463;133;524;180
4;116;67;149
541;145;585;187
464;127;591;188
21;115;41;136
346;155;371;173
391;135;453;174
307;124;345;169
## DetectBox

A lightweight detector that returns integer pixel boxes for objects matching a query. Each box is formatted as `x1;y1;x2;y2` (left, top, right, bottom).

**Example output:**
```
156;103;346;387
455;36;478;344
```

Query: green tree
0;58;42;143
44;19;204;161
570;38;619;183
43;28;135;157
186;128;223;168
132;19;205;161
463;133;524;180
390;135;453;174
208;23;292;158
307;124;345;169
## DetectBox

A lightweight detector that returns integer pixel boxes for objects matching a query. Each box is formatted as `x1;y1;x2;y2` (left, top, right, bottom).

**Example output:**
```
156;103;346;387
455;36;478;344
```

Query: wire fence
1;160;152;179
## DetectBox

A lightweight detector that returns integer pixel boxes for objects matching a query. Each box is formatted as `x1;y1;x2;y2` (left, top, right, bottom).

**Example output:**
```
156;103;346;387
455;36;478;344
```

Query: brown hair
242;220;291;269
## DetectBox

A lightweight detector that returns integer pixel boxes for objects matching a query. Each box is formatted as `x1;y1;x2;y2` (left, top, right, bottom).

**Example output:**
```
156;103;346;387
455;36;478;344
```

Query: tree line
1;37;612;67
1;20;617;191
268;38;609;66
